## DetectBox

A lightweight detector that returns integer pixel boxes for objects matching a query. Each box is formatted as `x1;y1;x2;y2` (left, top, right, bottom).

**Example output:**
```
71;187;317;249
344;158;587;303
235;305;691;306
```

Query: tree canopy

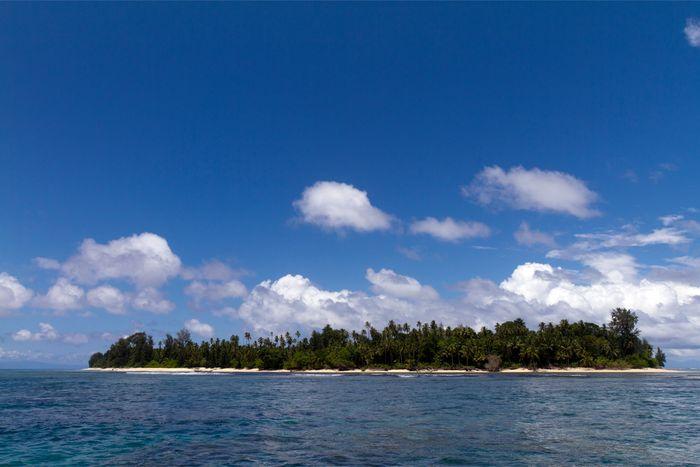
89;309;665;371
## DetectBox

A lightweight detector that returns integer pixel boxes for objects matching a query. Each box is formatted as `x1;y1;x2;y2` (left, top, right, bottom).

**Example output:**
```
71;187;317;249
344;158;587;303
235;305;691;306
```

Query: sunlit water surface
1;370;698;464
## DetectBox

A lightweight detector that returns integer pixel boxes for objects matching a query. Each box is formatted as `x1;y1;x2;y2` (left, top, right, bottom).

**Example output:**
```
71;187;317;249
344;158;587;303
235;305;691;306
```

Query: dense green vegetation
89;308;666;371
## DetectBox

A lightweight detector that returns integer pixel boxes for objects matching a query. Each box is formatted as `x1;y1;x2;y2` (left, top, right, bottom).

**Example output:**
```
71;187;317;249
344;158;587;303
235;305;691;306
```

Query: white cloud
12;323;88;346
238;275;359;331
491;260;700;349
33;257;61;270
184;280;247;305
366;268;439;300
0;273;33;312
463;166;599;218
213;306;238;318
36;278;84;311
514;222;556;247
410;217;490;242
573;227;689;249
685;18;700;47
397;246;422;261
293;181;392;232
12;323;59;342
658;214;700;235
184;319;215;339
237;273;457;333
548;225;691;260
547;227;691;259
579;253;638;283
0;347;49;360
86;285;128;314
180;260;246;281
660;214;684;226
668;256;700;268
131;287;175;314
62;333;89;345
232;258;700;358
61;233;181;288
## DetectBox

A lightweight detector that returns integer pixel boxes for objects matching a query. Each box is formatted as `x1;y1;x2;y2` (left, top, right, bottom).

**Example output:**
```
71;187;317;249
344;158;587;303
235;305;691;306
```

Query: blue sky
2;4;700;367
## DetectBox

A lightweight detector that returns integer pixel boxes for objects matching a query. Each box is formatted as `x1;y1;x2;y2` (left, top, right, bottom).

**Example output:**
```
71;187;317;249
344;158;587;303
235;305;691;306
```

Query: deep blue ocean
0;370;698;465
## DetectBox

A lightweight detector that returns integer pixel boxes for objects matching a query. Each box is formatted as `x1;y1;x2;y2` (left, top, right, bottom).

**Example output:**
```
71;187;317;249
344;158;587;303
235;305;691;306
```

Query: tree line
89;308;666;371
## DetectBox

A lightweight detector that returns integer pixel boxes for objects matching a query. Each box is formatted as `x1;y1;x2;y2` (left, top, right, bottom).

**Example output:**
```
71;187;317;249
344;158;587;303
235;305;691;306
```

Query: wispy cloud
621;169;639;183
649;163;678;183
685;18;700;47
397;246;422;261
410;217;490;242
514;222;556;248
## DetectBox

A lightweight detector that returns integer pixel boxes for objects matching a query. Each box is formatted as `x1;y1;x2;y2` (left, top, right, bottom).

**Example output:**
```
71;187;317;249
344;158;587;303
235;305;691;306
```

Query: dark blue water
1;371;698;465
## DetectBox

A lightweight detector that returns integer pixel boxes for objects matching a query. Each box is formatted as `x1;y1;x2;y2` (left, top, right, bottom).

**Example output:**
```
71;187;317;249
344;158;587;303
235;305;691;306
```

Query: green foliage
89;309;664;371
654;347;666;368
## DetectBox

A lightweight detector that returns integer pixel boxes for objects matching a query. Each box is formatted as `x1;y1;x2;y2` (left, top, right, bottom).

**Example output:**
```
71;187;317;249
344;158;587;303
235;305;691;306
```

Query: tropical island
88;308;667;372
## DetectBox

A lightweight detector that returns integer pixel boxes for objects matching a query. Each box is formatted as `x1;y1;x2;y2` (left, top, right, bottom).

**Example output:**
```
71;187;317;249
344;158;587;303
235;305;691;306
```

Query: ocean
0;370;698;465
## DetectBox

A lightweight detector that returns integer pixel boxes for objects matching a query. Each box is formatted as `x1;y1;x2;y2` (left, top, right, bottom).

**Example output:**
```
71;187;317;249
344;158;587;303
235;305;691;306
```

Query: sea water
1;370;698;464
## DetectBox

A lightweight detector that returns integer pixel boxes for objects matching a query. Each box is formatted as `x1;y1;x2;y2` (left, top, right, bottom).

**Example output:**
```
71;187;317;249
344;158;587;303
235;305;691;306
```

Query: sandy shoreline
84;367;677;374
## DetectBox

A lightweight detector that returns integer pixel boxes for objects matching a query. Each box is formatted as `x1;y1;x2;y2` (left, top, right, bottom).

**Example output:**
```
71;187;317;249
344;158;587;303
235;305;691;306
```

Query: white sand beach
85;367;677;374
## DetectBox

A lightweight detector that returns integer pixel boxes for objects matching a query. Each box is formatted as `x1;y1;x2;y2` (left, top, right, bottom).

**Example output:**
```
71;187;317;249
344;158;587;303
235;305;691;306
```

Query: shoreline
84;367;677;374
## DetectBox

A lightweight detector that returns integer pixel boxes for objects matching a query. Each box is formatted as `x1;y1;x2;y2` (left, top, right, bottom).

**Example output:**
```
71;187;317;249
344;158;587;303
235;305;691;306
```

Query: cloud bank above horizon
3;165;700;364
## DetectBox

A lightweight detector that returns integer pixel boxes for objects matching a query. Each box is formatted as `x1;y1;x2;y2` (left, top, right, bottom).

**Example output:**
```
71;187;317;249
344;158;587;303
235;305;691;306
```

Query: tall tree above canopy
609;308;641;357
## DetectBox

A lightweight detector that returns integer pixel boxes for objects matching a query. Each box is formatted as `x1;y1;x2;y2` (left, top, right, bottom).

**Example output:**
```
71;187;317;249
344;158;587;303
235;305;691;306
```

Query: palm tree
521;337;540;370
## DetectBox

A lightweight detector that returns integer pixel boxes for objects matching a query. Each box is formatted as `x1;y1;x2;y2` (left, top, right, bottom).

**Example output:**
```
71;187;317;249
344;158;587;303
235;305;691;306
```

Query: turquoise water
1;371;698;465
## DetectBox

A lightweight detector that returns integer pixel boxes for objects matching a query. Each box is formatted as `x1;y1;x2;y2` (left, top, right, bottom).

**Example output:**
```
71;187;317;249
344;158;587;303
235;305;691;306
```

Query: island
88;308;668;373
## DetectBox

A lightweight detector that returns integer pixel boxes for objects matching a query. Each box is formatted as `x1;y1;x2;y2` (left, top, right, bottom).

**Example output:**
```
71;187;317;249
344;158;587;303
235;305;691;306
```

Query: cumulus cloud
131;287;175;314
86;285;128;314
0;273;33;312
236;272;461;333
184;319;215;339
463;166;599;218
12;323;88;346
230;257;700;358
12;323;59;342
36;278;84;311
366;268;439;300
410;217;490;242
685;18;700;47
493;261;700;349
578;252;638;283
514;222;556;247
184;280;247;305
293;181;392;232
61;233;181;288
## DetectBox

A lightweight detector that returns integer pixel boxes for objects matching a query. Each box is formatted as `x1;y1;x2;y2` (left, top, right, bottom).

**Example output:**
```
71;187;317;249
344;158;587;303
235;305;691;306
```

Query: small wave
423;373;468;377
541;374;590;378
397;375;416;378
293;373;342;377
125;371;218;376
